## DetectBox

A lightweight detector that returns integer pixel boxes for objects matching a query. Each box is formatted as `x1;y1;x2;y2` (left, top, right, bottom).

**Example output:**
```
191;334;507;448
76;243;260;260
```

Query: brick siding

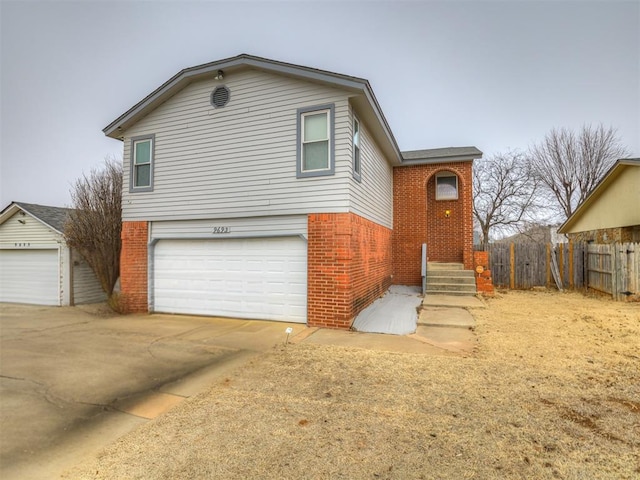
393;162;474;285
567;226;640;244
308;213;392;329
120;221;148;313
473;250;494;295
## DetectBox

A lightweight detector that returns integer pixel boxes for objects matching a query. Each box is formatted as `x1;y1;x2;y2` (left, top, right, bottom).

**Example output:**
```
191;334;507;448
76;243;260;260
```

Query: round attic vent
211;86;230;108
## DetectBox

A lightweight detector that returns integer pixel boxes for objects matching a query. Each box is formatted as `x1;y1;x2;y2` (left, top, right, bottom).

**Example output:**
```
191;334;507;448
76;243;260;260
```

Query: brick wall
308;213;392;329
393;162;474;285
568;226;640;244
473;250;494;295
120;221;148;313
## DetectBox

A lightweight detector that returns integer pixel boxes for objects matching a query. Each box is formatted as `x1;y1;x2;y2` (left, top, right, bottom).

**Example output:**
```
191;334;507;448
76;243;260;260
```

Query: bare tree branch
64;158;122;297
528;124;628;220
473;150;543;249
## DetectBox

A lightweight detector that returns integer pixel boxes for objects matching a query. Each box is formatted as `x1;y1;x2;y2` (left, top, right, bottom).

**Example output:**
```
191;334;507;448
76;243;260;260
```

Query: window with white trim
353;116;361;181
296;104;335;178
130;135;154;191
436;172;458;200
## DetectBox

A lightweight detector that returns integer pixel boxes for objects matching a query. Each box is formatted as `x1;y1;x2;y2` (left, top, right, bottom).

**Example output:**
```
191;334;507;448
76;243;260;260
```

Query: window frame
130;134;155;192
352;115;361;182
435;172;458;200
296;104;335;178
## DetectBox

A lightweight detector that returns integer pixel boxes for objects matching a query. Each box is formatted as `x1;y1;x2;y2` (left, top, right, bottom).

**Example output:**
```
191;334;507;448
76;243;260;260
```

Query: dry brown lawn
67;290;639;479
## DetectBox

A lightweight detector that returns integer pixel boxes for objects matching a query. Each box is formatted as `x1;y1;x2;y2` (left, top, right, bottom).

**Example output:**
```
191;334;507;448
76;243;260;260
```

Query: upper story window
436;172;458;200
353;116;361;182
296;104;335;178
130;134;155;192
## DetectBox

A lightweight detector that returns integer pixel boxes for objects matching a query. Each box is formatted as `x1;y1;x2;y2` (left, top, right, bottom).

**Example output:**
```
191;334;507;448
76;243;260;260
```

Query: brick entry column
393;162;474;286
120;221;148;313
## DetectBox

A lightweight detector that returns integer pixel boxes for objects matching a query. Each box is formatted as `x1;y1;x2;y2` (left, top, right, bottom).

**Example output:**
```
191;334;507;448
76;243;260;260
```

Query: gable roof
103;53;403;164
558;158;640;234
0;201;73;234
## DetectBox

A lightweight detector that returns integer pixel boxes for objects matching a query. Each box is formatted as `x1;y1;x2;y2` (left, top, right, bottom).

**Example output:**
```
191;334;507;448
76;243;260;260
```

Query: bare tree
65;158;122;298
473;150;542;248
529;124;628;220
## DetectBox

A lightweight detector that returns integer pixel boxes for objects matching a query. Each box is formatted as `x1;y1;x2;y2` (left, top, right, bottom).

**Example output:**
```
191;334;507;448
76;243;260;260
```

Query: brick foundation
392;162;474;285
473;250;494;295
307;213;392;329
120;221;148;313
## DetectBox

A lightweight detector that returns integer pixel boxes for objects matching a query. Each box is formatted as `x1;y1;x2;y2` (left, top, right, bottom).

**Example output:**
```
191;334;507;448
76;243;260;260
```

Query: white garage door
0;249;59;305
153;237;307;323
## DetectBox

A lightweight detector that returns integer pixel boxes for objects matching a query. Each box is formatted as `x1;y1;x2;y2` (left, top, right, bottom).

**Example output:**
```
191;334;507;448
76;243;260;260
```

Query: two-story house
104;54;481;329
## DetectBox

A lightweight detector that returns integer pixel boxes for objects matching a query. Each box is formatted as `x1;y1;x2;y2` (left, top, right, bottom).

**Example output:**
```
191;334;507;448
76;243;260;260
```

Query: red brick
392;162;474;285
307;213;392;330
120;221;149;313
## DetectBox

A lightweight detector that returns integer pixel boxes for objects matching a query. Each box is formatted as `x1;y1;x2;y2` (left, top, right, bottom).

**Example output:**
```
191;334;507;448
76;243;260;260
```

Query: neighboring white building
0;202;106;306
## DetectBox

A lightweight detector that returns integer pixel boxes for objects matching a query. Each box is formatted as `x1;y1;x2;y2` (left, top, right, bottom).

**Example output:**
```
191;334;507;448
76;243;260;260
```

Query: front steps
425;262;477;296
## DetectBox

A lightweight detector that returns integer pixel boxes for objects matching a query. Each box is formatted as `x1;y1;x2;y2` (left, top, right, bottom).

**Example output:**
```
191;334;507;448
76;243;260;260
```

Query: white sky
1;0;638;208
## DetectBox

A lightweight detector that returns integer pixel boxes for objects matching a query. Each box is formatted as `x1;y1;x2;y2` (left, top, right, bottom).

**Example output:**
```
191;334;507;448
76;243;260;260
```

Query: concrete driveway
0;303;305;480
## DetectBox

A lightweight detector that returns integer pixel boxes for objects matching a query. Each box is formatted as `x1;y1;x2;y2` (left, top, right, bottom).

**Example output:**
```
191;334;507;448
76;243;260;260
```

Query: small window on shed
211;86;230;108
436;173;458;200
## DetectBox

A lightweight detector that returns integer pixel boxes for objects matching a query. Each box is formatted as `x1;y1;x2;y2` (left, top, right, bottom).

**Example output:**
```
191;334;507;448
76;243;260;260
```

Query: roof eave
400;154;480;166
0;202;65;235
558;158;640;234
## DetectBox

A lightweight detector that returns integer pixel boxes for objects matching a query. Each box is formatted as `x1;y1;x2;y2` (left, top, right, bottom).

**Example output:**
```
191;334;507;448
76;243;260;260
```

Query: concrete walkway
351;285;422;335
346;288;484;355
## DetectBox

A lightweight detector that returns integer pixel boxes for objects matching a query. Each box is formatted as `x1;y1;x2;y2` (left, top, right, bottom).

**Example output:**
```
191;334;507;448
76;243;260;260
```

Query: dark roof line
3;202;73;234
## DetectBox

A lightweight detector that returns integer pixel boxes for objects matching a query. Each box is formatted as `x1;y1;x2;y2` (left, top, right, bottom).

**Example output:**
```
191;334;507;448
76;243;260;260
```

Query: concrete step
424;289;478;296
418;307;476;328
427;275;476;285
427;262;464;270
427;270;474;278
426;282;477;292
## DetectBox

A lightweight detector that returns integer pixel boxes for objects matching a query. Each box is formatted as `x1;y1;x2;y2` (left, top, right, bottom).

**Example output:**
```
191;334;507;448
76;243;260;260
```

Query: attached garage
0;202;106;306
152;236;307;323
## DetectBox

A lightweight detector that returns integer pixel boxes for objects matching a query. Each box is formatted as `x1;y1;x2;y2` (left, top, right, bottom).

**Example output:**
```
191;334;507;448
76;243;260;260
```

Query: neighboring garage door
153;237;307;323
0;249;59;305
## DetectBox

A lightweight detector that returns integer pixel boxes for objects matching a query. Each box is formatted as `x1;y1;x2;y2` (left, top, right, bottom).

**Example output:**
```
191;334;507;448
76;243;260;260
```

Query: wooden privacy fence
483;242;639;300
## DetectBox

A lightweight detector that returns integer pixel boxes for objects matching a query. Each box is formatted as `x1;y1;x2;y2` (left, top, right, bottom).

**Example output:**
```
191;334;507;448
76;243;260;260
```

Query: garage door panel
153;237;307;323
0;249;59;305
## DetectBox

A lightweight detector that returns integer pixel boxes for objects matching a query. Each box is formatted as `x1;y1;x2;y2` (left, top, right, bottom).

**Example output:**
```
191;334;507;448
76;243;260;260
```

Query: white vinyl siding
153;237;307;323
122;70;354;221
150;215;308;240
347;110;394;228
72;250;106;305
0;249;60;305
0;212;63;245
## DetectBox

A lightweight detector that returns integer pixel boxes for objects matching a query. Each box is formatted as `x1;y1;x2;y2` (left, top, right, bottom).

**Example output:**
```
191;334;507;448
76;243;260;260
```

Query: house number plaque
212;226;231;234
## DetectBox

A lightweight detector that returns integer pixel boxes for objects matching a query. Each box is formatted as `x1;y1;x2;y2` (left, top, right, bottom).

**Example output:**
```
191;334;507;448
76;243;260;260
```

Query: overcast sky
1;0;638;208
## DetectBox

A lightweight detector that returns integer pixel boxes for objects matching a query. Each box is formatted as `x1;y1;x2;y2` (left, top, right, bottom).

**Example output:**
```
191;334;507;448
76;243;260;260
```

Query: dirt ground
66;290;639;480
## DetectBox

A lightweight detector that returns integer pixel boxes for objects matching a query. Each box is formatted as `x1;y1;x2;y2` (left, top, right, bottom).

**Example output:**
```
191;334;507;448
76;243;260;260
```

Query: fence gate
587;244;613;295
587;242;639;300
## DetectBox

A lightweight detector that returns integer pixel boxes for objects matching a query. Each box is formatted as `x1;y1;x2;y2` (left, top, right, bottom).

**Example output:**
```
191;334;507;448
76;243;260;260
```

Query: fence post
569;242;574;289
611;244;619;301
546;243;551;287
509;242;515;290
558;246;564;284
